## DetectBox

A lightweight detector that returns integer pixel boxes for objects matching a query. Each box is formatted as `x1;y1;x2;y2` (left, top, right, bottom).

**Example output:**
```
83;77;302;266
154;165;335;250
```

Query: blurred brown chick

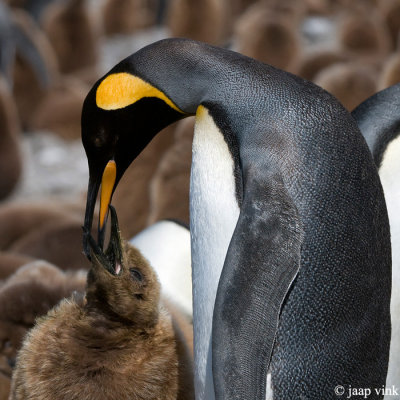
233;0;303;74
10;206;193;400
102;0;158;36
41;0;99;75
166;0;229;45
314;62;378;111
0;261;86;396
0;76;22;201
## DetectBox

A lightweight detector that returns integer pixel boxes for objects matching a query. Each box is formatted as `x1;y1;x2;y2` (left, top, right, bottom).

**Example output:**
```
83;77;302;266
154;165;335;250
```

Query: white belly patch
190;105;240;400
380;135;400;397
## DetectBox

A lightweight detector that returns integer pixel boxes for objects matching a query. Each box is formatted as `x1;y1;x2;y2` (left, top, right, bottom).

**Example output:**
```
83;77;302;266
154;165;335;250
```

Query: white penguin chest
380;134;400;391
189;105;240;399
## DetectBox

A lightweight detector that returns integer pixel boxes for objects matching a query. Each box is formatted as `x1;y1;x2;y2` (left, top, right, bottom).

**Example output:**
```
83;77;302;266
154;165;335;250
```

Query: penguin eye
129;268;143;282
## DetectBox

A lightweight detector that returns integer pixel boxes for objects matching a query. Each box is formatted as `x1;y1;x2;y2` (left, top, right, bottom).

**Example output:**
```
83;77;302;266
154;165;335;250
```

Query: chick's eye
129;268;143;282
2;340;11;351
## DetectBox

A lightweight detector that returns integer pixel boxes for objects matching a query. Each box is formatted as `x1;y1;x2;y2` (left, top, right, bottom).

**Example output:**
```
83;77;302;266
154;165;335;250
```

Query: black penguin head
85;205;161;327
81;70;186;257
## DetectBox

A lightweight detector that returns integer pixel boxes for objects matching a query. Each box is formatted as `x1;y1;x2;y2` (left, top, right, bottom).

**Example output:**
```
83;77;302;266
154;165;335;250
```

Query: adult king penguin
81;39;391;400
352;83;400;397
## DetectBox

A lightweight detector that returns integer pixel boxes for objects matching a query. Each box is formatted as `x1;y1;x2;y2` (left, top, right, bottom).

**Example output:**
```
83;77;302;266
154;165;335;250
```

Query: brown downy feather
0;203;81;250
102;0;158;36
166;0;229;45
0;76;22;200
41;0;99;75
233;1;303;74
0;252;33;282
9;219;93;271
0;261;86;396
148;117;194;226
314;62;378;111
338;8;391;62
298;50;349;82
11;9;58;129
379;52;400;90
10;227;193;399
30;76;89;140
378;0;400;49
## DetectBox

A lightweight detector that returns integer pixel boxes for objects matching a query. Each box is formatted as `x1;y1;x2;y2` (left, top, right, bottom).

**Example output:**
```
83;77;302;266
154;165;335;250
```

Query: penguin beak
98;160;117;247
85;205;123;275
83;172;101;260
82;160;117;260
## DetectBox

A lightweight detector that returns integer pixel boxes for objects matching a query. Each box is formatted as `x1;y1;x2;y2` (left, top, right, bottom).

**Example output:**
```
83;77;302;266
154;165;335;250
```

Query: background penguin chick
0;261;86;389
378;0;400;50
29;76;89;140
379;52;400;90
10;8;58;130
233;1;302;74
166;0;229;45
0;252;33;282
40;0;99;75
8;219;93;271
337;9;391;60
102;0;158;36
10;236;193;400
314;62;378;111
0;76;22;201
297;49;349;82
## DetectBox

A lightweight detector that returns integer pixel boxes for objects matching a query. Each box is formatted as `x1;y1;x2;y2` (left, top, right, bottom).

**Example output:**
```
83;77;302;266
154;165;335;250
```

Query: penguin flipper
212;170;303;400
351;82;400;167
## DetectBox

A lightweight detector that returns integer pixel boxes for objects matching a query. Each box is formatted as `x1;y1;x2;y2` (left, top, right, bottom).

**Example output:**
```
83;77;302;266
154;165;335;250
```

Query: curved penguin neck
116;38;250;115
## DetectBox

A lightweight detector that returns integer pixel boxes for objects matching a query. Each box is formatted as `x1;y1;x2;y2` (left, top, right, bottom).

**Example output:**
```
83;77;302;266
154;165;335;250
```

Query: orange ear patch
96;72;184;113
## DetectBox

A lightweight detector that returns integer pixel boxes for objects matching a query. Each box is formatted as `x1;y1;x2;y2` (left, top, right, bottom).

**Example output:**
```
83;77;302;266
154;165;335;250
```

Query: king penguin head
81;66;187;258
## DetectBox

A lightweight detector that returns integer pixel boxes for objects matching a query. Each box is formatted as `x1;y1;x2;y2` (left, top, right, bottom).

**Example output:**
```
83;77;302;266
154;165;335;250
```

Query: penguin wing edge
212;171;303;400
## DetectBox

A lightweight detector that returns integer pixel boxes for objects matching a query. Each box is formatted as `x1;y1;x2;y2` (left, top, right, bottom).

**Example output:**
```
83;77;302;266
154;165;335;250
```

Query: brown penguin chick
379;52;400;90
0;261;86;386
30;76;89;140
338;8;391;62
9;219;93;271
0;203;79;250
233;1;302;74
378;0;400;49
40;0;99;75
10;206;193;400
297;49;349;82
0;372;10;400
314;62;378;111
11;9;58;129
166;0;229;45
102;0;158;36
148;117;194;226
0;252;33;282
113;123;176;238
0;76;22;200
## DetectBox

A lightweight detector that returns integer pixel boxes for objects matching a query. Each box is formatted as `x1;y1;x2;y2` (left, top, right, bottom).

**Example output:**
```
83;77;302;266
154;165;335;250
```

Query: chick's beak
85;205;123;275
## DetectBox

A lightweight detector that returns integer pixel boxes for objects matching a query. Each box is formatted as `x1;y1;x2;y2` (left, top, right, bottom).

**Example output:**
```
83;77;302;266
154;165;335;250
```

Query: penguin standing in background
81;39;391;400
352;84;400;397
